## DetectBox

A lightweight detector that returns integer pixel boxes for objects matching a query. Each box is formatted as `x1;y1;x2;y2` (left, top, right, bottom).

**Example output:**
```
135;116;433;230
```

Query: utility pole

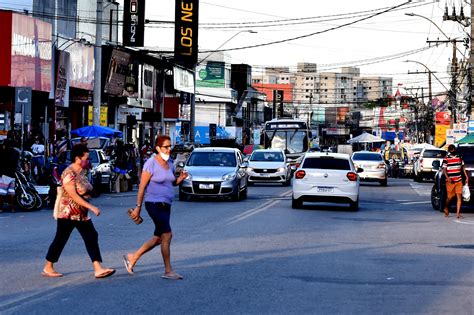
427;39;463;127
93;0;103;126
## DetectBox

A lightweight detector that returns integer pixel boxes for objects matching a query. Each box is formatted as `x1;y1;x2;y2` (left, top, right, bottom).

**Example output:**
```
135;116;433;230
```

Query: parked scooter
14;168;42;211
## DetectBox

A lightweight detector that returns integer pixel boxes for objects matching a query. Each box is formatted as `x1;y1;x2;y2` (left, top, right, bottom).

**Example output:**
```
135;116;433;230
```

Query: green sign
196;62;225;88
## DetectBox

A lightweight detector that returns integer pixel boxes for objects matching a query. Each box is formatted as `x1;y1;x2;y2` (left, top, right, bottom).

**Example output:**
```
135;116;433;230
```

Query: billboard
10;12;52;92
174;0;199;68
196;62;225;88
55;50;70;107
67;43;94;90
104;49;131;96
123;0;145;46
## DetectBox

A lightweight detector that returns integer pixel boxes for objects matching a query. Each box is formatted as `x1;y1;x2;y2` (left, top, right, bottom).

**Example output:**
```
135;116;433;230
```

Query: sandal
123;255;134;275
161;272;183;280
95;269;116;279
456;215;464;219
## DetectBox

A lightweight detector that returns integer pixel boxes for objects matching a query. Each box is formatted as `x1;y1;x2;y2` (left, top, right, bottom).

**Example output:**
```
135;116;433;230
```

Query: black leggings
45;219;102;263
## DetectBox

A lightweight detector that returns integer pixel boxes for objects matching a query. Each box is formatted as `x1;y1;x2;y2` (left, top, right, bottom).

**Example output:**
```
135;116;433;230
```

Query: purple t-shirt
143;158;176;204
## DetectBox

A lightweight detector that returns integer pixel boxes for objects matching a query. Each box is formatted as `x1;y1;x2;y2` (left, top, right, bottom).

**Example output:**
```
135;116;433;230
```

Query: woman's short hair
155;135;171;147
71;143;89;162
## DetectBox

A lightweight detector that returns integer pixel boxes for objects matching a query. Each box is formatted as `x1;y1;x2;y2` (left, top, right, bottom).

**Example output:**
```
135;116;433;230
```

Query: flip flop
456;215;464;219
123;255;134;275
161;272;183;280
95;269;116;279
42;270;63;278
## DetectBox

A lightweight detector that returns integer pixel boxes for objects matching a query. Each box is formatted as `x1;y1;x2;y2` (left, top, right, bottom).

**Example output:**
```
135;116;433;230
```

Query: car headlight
185;172;192;180
247;167;254;172
277;167;285;173
222;172;236;181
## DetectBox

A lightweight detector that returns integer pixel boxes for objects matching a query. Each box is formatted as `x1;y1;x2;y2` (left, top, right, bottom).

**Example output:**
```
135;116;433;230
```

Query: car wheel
380;178;387;186
231;187;240;201
292;196;302;209
431;184;441;211
179;189;187;201
349;200;359;211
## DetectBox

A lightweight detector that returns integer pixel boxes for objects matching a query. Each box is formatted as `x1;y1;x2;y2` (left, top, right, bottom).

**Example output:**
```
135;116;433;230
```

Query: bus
262;119;311;161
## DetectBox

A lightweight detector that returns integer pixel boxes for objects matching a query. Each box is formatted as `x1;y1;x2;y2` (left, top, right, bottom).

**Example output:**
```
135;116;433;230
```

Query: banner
173;66;194;94
174;0;199;68
55;50;70;107
435;112;451;126
123;0;145;46
196;62;225;88
435;125;449;147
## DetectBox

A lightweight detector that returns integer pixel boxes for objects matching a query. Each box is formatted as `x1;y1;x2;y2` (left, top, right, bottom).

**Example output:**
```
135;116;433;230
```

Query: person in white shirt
31;137;45;181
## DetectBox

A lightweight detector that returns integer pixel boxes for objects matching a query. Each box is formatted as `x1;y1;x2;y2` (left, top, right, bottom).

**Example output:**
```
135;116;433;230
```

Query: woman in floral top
42;144;115;279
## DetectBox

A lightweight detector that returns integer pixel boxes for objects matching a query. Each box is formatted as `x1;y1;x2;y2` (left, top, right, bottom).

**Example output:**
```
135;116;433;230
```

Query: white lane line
409;183;431;197
453;220;474;225
226;190;291;225
396;200;411;202
401;201;431;205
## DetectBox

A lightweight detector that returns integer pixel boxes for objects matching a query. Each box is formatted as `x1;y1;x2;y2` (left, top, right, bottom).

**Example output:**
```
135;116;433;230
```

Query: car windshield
250;152;284;162
423;150;446;158
187;152;236;167
352;153;382;161
303;157;351;170
457;147;474;164
266;130;308;153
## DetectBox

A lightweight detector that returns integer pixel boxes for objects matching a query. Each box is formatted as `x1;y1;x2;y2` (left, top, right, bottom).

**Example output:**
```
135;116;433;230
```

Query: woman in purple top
123;135;188;280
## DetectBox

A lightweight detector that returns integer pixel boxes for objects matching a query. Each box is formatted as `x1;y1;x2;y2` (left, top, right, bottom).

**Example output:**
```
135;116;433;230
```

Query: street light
189;30;257;143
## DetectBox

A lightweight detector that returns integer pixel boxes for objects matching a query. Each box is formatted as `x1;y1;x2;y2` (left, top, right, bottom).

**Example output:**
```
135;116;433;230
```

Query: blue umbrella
71;125;123;138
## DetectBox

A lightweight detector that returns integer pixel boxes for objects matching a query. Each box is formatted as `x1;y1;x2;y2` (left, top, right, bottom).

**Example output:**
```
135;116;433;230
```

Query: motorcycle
14;168;43;211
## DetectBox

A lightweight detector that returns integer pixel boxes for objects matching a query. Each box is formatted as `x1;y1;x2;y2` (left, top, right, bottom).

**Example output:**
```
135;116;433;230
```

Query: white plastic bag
462;185;470;202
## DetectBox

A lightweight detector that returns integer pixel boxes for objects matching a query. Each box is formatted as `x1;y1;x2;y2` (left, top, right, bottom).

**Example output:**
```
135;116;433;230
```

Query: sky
143;0;470;97
1;0;470;97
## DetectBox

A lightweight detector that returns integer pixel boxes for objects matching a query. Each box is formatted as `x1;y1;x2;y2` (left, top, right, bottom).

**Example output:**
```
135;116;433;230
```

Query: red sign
10;12;52;92
435;112;451;126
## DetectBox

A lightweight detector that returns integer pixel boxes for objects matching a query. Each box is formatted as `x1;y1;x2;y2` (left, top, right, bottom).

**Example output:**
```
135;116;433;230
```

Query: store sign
55;50;70;107
67;43;94;91
174;0;199;68
123;0;145;46
10;13;52;92
196;62;225;88
105;49;131;96
173;66;194;94
88;106;108;126
117;107;143;124
15;87;32;123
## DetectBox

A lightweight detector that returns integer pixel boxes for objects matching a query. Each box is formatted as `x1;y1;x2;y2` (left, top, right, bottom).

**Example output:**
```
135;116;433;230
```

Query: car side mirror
432;160;441;170
357;167;364;173
177;162;185;168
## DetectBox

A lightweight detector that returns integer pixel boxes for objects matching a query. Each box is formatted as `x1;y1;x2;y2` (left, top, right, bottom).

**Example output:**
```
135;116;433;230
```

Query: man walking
442;144;469;219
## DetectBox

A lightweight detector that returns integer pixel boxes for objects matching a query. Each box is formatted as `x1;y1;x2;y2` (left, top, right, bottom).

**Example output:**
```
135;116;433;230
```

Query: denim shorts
144;202;172;236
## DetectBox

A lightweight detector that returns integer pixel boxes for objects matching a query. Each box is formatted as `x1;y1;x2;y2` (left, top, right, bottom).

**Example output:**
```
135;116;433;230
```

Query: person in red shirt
442;144;469;218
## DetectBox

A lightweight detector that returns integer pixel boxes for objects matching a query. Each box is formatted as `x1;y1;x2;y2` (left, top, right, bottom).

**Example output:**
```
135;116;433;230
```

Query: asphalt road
0;178;473;314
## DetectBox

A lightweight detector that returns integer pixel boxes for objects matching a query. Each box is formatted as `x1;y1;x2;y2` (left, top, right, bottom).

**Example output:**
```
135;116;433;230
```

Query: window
303;157;351;170
352;153;383;161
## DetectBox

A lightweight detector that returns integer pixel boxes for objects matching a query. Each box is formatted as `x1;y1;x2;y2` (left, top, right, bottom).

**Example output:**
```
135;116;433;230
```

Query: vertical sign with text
273;90;284;118
174;0;199;69
123;0;145;46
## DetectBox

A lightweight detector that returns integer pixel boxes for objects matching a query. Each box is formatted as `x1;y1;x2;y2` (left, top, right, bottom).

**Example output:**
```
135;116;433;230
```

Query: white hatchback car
292;152;361;210
246;149;291;186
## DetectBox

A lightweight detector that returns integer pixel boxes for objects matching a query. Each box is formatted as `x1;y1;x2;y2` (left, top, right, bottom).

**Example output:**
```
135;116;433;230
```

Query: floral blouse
56;166;93;221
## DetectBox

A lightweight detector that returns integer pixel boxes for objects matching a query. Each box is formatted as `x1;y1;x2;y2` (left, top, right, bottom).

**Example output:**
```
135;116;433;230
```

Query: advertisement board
173;66;194;94
10;13;52;92
435;125;449;147
123;0;145;46
104;49;131;96
174;0;199;68
196;62;225;88
67;43;94;91
88;106;108;126
55;50;70;107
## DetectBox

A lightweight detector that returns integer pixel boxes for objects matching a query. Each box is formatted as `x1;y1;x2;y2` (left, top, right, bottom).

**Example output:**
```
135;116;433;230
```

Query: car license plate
317;187;334;193
199;183;214;189
260;173;271;177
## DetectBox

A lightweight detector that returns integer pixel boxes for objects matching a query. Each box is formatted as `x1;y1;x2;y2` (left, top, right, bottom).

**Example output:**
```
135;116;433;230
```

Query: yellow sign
435;125;449;147
88;106;108;126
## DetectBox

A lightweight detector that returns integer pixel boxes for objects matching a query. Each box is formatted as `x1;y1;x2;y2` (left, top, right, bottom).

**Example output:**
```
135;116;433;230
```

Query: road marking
453;219;474;225
401;201;431;205
396;200;411;202
226;190;291;225
409;183;431;197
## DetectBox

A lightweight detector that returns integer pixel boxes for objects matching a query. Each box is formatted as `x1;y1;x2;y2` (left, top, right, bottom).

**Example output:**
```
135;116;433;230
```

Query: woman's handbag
462;185;470;202
127;208;143;225
53;186;63;219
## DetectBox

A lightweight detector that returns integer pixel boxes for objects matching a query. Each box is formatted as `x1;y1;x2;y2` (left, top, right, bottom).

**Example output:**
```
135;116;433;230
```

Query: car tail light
295;162;301;168
347;172;358;181
377;163;386;169
295;170;306;179
420;158;423;165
